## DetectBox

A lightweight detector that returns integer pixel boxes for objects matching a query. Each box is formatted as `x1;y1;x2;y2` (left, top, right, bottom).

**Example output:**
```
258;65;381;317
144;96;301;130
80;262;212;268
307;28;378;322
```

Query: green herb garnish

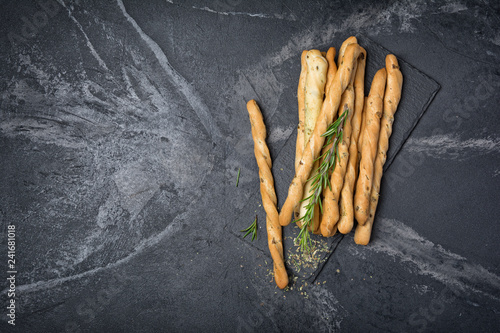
294;105;349;253
241;215;258;241
236;168;241;187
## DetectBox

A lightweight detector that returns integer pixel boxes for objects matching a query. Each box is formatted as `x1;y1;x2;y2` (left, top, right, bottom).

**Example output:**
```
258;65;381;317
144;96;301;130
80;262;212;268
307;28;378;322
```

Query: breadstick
355;55;403;245
320;66;357;237
303;50;328;145
354;68;387;226
324;47;337;96
294;51;309;223
317;135;335;233
246;100;288;289
315;47;338;230
358;97;367;159
320;43;359;236
337;36;357;68
297;50;328;232
308;46;336;235
296;160;320;231
338;47;366;234
320;41;365;237
307;47;339;177
279;43;362;227
319;149;338;236
296;48;335;231
295;50;308;174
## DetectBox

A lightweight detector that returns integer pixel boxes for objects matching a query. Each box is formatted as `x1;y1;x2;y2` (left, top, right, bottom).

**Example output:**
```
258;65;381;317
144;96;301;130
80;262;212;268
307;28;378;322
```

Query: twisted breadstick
279;43;362;226
317;47;338;183
297;50;328;232
338;47;366;234
246;100;288;289
310;46;336;235
354;68;387;226
320;42;359;236
303;50;328;143
295;50;308;174
337;36;357;68
324;47;337;98
320;71;356;237
355;55;403;245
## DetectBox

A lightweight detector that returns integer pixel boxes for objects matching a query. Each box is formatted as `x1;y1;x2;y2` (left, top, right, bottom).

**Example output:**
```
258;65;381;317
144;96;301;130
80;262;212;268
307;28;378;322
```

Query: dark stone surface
0;0;499;332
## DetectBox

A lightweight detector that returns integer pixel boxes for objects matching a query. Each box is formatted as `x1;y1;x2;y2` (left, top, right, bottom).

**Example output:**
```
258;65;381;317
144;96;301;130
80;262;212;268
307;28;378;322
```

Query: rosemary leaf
241;215;258;241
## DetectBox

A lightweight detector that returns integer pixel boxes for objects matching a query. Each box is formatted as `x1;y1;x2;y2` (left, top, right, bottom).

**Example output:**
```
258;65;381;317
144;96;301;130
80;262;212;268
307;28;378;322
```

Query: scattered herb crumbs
287;236;330;272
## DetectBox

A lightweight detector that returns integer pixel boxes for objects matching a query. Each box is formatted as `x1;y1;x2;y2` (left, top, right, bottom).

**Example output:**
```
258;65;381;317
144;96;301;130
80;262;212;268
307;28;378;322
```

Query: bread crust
247;100;288;288
338;47;366;234
354;55;403;245
354;68;387;226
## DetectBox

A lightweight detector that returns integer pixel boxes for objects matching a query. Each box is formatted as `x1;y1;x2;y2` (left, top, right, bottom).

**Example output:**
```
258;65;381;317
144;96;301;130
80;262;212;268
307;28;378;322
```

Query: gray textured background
1;0;499;332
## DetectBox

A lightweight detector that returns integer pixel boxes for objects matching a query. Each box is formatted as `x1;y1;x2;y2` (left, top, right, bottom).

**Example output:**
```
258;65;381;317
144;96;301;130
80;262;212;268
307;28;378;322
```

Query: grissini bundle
320;58;358;237
246;100;288;289
338;47;366;234
279;43;363;227
355;55;403;245
295;50;308;174
354;68;387;226
297;50;328;232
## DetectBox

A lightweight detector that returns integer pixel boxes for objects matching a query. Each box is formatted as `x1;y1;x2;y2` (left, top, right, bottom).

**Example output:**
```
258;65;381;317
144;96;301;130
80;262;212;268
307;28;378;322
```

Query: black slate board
362;37;441;171
226;36;440;286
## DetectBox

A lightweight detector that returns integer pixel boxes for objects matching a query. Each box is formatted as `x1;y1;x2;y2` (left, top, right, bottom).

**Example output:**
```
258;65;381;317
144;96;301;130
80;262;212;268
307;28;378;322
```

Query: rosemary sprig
293;105;349;253
236;168;241;187
241;215;258;241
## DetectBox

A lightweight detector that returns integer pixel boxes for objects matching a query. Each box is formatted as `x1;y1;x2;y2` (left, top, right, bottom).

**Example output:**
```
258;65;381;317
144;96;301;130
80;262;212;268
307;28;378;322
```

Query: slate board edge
227;37;442;285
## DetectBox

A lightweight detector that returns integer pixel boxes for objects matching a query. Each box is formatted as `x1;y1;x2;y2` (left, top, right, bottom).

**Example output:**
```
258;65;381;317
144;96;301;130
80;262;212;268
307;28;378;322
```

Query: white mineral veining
364;218;500;302
165;0;297;20
268;126;294;144
405;134;500;160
